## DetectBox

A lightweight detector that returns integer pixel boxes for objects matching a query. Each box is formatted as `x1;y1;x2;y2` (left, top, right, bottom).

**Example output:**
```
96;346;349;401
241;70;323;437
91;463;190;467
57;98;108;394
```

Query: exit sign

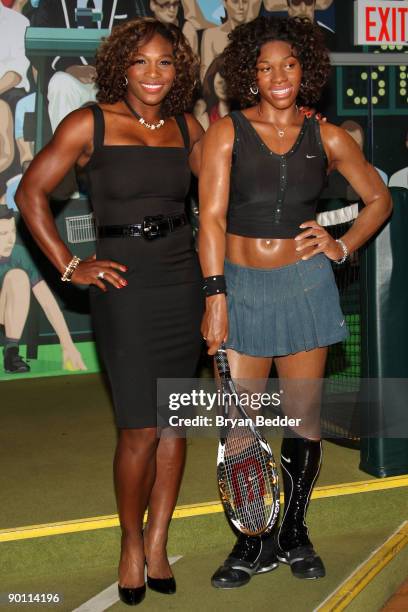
354;0;408;45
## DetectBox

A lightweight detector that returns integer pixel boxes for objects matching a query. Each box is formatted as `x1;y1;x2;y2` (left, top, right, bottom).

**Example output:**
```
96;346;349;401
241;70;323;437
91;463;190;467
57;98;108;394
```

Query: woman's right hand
201;294;228;355
71;254;128;291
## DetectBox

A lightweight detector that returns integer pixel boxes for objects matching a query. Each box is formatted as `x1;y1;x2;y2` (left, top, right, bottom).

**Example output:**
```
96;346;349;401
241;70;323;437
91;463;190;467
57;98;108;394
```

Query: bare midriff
226;234;315;269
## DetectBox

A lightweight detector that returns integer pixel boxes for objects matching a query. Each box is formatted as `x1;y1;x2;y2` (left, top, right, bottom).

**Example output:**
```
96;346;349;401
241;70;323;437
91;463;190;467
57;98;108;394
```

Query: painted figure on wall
32;0;140;132
194;56;229;130
149;0;181;24
0;207;87;373
341;120;388;186
200;0;252;80
388;130;408;190
0;2;30;205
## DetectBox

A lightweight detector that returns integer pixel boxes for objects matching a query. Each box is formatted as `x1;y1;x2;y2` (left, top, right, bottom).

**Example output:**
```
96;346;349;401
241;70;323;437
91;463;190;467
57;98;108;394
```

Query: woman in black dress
16;18;203;606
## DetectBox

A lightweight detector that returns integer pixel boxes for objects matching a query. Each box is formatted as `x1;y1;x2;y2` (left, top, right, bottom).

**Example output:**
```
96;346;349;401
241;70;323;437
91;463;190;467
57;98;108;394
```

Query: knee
117;428;158;456
3;268;30;291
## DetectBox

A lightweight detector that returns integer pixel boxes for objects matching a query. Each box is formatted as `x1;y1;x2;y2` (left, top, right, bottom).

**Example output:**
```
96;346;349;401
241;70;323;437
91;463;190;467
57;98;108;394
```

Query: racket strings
222;425;277;534
216;347;279;536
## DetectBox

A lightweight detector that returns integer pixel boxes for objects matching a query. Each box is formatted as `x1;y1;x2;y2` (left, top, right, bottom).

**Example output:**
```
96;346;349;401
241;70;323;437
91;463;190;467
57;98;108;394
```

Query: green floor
1;373;407;611
0;343;101;382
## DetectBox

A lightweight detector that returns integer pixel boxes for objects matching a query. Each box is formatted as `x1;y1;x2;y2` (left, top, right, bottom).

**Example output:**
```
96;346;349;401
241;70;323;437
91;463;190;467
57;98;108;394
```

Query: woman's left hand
295;220;344;261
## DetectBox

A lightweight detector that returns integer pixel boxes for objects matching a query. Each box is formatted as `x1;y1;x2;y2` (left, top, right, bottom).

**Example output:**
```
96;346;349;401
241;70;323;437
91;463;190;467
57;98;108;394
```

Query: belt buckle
142;215;165;240
127;225;141;237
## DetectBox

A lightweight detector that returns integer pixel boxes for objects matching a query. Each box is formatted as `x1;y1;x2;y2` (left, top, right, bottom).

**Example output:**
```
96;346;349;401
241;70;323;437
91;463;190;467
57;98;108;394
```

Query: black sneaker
276;544;325;579
256;533;280;574
211;535;263;589
4;346;30;373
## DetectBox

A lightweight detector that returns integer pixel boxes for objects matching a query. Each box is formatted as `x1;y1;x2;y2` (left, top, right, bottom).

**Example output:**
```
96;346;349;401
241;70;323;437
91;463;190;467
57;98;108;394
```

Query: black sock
5;337;19;350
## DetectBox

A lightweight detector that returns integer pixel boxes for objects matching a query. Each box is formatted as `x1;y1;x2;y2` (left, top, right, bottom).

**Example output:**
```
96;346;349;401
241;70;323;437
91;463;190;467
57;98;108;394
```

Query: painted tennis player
198;16;392;588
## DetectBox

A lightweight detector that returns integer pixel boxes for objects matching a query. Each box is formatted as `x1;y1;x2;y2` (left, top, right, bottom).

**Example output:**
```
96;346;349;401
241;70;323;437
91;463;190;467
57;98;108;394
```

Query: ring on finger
97;271;105;280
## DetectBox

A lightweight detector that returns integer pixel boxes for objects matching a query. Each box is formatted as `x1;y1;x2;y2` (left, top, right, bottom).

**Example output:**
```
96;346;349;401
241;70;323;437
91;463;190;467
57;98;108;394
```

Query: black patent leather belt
97;213;187;240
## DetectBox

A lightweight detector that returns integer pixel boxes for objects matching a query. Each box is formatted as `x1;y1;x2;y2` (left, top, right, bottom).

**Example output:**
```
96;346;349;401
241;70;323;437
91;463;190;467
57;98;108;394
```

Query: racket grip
215;342;231;377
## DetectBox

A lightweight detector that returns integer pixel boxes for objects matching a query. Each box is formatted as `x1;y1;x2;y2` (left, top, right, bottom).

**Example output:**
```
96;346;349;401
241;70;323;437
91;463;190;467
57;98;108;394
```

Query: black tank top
227;111;328;239
84;104;191;226
82;105;201;287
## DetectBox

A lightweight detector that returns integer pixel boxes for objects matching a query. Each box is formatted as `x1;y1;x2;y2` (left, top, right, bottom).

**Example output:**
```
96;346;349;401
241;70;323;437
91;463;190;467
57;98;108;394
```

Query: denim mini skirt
224;253;348;357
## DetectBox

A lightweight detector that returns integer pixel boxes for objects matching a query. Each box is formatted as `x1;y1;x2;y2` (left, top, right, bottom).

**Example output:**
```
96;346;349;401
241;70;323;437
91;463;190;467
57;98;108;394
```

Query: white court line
73;556;182;612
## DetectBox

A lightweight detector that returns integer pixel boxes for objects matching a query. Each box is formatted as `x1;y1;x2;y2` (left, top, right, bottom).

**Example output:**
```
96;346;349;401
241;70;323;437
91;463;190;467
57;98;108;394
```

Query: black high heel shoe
118;583;146;606
147;575;176;594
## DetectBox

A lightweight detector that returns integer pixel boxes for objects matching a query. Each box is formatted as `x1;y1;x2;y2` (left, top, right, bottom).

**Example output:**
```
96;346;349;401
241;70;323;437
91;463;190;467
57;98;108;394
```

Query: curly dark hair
95;18;199;117
221;16;331;108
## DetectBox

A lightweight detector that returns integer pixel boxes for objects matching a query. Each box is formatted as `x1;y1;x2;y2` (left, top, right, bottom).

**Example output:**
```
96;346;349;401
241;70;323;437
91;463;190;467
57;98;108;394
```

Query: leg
143;430;186;582
114;428;158;588
212;350;278;589
276;347;327;440
0;269;31;337
14;93;36;170
16;139;34;171
273;348;327;579
0;100;14;176
1;269;31;373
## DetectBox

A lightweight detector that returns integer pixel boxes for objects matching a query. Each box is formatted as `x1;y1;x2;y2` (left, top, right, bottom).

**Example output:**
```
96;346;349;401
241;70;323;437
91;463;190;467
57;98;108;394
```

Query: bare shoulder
319;120;363;162
203;115;235;149
319;121;357;149
53;106;95;144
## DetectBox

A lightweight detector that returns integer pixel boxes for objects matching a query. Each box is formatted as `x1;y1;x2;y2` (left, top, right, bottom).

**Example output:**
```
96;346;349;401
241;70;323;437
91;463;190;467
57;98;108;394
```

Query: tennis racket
215;343;280;536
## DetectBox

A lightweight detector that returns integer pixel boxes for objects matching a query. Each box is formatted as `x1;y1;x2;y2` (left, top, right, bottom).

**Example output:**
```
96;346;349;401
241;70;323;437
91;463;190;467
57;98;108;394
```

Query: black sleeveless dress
85;105;203;428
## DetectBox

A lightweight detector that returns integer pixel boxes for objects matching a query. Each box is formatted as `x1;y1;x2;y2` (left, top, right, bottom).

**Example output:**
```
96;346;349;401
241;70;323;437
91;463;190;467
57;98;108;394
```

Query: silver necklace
124;98;164;131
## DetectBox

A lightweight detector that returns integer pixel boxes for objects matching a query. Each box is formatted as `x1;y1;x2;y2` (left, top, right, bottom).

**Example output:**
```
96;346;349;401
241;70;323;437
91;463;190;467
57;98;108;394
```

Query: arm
198;117;234;354
0;72;22;95
185;113;205;177
65;65;97;83
247;0;263;21
200;29;215;83
296;123;392;259
181;0;215;30
32;280;86;370
15;109;127;290
12;0;29;12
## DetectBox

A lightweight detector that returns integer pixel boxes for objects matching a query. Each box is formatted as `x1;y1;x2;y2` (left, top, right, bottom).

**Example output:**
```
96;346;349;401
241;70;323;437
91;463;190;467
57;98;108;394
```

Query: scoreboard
337;44;408;115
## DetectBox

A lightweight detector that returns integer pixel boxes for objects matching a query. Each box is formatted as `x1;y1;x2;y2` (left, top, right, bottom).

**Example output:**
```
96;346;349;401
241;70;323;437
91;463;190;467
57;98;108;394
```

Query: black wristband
203;274;227;297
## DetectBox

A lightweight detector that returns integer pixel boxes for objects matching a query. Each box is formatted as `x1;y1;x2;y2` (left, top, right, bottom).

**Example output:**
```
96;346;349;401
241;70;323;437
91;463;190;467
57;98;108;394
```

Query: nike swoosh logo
306;154;317;159
340;320;345;327
281;455;291;463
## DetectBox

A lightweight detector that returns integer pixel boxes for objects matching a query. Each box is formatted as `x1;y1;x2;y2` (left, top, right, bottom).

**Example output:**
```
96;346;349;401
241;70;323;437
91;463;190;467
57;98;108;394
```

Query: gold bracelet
61;255;81;282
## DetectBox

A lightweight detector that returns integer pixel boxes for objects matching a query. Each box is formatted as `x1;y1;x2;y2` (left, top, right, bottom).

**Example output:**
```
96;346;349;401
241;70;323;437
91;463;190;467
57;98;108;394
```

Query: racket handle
215;342;231;378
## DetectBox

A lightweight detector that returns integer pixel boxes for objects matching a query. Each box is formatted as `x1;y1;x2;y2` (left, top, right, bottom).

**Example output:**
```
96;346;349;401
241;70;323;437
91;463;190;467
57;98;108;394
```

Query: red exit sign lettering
354;0;408;45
